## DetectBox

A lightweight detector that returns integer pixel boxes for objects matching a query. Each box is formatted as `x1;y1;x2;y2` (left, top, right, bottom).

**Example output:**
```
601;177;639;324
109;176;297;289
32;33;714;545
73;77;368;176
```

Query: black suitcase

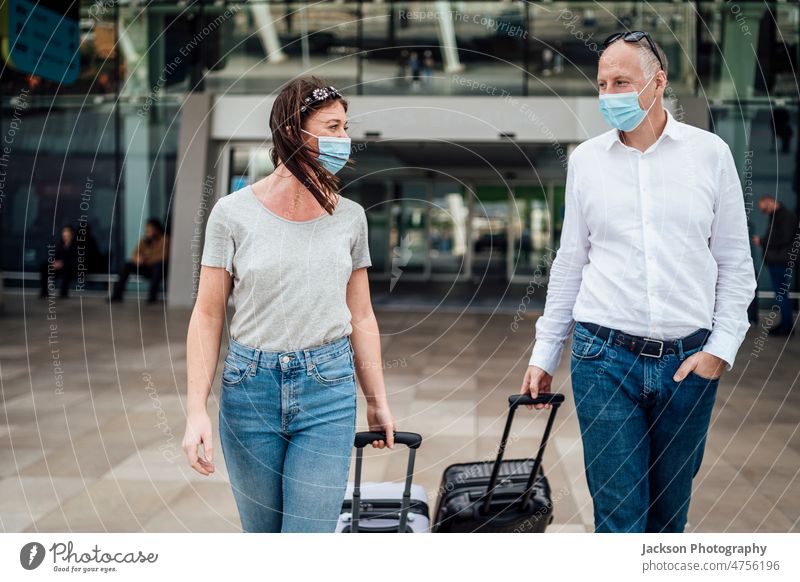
432;393;565;533
338;431;428;533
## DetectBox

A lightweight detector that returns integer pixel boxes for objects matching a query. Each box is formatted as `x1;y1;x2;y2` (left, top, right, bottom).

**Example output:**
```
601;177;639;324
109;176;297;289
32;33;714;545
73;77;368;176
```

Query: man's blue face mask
301;128;351;174
598;74;658;132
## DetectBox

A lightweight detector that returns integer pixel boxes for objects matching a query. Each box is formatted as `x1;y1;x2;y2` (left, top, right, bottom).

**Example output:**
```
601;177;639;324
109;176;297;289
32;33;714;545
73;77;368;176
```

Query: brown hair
269;76;350;215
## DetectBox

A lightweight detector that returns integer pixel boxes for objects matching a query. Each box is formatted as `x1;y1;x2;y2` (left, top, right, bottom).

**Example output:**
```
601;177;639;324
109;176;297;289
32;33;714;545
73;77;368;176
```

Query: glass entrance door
471;184;511;281
388;182;428;284
509;182;566;283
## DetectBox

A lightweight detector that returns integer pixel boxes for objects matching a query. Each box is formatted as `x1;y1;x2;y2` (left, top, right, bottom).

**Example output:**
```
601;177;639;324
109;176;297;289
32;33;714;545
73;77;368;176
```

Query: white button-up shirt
529;109;756;375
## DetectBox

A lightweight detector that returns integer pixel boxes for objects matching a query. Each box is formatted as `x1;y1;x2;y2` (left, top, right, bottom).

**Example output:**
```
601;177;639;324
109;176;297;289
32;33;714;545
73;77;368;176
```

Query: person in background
39;224;79;299
753;194;798;336
79;222;104;274
107;217;169;304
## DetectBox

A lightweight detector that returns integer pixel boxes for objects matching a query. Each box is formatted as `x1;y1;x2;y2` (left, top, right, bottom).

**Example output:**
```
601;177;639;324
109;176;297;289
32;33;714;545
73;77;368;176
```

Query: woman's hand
366;402;396;449
182;409;215;475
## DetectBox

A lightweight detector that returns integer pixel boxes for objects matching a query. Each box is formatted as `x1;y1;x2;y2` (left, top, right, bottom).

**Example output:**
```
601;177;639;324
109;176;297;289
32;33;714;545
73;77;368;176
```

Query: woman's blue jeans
219;335;357;532
570;322;719;533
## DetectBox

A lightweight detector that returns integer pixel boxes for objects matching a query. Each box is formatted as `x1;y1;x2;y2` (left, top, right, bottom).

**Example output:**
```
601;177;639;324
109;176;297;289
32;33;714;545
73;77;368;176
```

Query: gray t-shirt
200;184;372;351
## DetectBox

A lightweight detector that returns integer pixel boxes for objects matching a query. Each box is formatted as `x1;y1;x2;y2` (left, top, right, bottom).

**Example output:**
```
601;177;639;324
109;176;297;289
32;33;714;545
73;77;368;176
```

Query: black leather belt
576;321;711;358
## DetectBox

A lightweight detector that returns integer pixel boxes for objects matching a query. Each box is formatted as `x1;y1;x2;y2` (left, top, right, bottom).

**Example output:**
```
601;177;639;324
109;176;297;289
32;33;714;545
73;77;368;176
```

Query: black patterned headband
300;85;342;113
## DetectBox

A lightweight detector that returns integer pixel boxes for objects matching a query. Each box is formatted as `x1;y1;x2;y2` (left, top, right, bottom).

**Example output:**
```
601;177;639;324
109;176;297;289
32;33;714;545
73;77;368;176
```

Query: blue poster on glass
1;0;80;83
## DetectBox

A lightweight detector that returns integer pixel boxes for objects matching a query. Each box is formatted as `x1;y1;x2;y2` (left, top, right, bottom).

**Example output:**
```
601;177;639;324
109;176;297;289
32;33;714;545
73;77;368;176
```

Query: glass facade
1;1;181;287
1;1;797;299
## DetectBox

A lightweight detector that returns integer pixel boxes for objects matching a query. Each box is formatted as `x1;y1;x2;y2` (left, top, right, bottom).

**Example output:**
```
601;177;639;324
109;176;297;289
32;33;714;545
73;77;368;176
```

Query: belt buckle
641;338;664;358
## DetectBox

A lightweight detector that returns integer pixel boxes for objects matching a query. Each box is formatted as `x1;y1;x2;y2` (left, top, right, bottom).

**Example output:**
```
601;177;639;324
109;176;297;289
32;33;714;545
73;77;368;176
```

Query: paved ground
0;291;797;532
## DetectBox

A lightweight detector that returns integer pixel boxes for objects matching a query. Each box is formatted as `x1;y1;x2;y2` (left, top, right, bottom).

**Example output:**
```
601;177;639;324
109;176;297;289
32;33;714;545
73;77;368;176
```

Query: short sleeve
201;199;235;276
351;207;371;270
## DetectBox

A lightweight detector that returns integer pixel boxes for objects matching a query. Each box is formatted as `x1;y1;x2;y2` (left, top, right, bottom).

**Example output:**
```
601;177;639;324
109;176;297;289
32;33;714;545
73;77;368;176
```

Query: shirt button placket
640;156;656;325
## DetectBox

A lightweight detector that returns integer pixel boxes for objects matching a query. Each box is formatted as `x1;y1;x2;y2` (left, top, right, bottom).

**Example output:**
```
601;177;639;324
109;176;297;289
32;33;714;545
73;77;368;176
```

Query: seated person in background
108;217;169;304
80;222;104;274
39;224;79;299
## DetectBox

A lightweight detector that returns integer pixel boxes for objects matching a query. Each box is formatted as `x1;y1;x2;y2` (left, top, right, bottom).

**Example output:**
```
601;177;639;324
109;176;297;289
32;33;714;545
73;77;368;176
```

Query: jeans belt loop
250;348;260;375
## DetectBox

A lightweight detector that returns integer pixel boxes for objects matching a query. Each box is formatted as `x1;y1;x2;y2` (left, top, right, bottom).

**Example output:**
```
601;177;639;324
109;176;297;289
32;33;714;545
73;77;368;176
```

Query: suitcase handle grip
508;393;565;407
354;431;422;449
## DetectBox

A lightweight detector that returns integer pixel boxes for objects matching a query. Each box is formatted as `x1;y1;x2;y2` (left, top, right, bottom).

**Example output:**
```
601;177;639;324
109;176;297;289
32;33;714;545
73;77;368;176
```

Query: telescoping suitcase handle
481;393;565;515
351;431;423;533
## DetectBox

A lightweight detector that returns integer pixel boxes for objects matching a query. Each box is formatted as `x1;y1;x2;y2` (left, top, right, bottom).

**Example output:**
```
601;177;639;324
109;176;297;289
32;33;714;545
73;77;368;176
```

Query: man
753;195;798;335
108;217;169;304
39;224;79;299
521;32;756;532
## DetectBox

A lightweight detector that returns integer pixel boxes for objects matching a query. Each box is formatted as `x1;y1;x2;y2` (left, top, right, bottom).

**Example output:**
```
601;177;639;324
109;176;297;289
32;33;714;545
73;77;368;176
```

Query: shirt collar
605;108;683;151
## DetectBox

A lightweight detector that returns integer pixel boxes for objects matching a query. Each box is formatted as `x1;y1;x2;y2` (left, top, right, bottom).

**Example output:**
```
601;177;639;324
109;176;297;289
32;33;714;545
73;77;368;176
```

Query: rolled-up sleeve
529;155;590;375
200;199;235;277
702;140;758;370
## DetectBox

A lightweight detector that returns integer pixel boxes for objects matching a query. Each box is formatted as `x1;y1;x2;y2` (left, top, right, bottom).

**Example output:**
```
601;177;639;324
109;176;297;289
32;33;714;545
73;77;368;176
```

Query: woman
182;77;396;533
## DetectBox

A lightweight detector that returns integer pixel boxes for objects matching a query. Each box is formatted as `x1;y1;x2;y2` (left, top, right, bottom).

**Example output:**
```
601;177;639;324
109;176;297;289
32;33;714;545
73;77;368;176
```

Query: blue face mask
301;129;351;174
598;75;658;132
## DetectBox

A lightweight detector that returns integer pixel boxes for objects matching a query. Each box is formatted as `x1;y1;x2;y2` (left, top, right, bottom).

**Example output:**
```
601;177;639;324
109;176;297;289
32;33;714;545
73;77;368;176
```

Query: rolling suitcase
337;431;429;533
432;393;565;533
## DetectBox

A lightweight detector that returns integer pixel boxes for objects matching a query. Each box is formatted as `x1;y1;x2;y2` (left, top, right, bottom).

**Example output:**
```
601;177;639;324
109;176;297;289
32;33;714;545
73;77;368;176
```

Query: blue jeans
219;335;357;532
569;322;719;533
768;263;793;333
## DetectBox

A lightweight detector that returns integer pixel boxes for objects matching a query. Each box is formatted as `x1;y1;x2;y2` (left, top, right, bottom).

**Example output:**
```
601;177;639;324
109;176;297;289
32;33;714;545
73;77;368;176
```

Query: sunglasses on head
603;31;664;72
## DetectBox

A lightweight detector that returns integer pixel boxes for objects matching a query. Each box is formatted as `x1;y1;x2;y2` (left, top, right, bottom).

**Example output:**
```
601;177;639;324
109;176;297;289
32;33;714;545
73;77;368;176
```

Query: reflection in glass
511;185;550;278
430;182;468;276
526;1;695;97
698;1;799;99
342;179;391;275
711;105;798;298
360;1;525;95
389;183;428;281
205;2;360;94
472;185;509;280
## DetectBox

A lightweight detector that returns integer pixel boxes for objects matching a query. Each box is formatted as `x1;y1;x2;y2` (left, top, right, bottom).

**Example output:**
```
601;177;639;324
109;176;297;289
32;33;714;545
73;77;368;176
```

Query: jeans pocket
222;353;251;386
311;349;355;385
570;325;607;360
681;345;721;382
687;369;721;382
